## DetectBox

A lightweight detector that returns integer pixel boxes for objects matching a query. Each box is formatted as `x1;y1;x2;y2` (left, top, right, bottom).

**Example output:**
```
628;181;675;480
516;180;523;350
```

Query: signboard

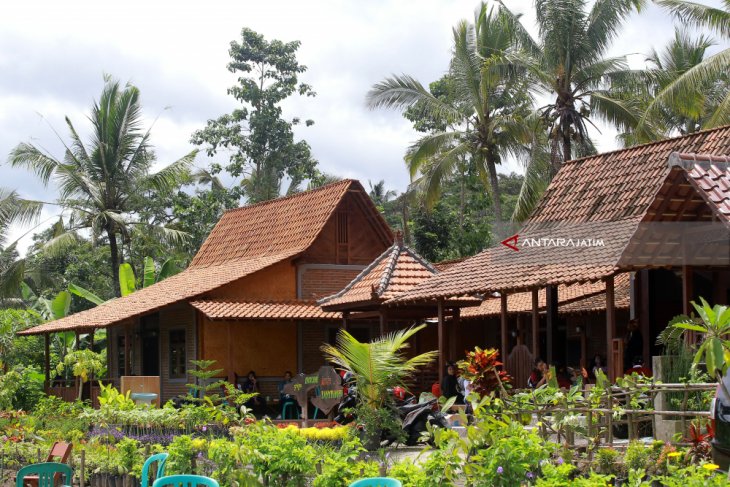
283;365;343;425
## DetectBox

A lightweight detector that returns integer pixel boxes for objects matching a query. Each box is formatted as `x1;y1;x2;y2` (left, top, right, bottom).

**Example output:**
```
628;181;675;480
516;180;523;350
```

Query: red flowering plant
686;418;714;462
457;347;511;397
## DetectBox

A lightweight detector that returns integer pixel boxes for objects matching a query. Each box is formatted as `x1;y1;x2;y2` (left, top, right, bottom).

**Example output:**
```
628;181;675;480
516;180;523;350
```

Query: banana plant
119;257;180;297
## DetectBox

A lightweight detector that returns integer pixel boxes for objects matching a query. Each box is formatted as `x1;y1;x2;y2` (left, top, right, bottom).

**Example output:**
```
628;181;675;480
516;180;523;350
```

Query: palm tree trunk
107;227;121;297
562;133;572;165
486;158;503;224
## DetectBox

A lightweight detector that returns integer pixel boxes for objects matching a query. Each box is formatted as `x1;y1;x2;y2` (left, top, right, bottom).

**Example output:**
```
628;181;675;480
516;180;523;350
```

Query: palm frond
366;75;463;122
656;0;730;39
144;150;198;193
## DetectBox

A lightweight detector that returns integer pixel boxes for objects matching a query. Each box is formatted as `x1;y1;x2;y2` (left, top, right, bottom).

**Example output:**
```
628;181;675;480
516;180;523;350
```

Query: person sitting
241;370;266;416
591;354;607;381
625;356;652;378
528;358;548;388
555;363;573;389
278;371;297;418
441;362;464;404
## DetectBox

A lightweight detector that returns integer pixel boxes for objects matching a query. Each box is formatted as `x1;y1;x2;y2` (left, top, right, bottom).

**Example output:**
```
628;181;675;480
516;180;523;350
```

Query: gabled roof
190;299;340;321
461;273;630;318
21;180;392;335
191;179;391;267
318;237;438;311
390;125;730;303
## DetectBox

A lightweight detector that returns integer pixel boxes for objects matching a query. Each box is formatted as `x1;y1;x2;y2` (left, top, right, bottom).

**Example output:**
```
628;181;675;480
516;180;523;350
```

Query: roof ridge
221;179;355;215
191;298;320;305
375;244;402;296
563;124;730;167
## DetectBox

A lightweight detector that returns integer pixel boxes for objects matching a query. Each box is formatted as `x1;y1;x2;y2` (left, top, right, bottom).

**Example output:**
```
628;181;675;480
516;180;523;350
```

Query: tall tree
9;77;196;296
191;28;319;203
367;4;534;224
501;0;645;173
615;29;729;145
649;0;730;128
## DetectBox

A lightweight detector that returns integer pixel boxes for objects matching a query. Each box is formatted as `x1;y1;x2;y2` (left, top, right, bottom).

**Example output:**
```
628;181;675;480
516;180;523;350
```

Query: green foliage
458;346;511;397
624;440;651;472
56;349;106;383
672;297;730;378
167;435;195;475
191;28;318;203
0;308;42;369
118;437;142;475
594;447;620;475
0;365;44;410
388;459;428;487
97;382;135;411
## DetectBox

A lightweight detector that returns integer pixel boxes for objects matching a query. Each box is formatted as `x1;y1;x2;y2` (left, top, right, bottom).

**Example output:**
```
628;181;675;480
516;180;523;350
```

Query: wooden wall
302;194;390;265
207;260;297;300
201;318;297;377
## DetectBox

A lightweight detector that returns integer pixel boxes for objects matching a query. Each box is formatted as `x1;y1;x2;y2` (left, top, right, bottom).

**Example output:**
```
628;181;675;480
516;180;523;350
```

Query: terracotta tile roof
671;152;730;217
461;273;630;318
559;280;631;314
190;299;340;321
191;179;390;268
433;258;465;272
319;238;438;311
19;254;293;335
389;125;730;302
21;179;394;335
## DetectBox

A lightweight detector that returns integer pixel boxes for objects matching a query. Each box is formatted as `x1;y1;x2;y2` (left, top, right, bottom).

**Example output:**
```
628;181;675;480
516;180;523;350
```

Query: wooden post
75;331;81;350
546;286;558;364
438;299;445;380
638;270;651;366
44;334;50;390
682;266;693;316
606;276;616;381
531;289;540;358
500;293;509;363
80;449;85;487
379;310;386;337
449;309;460;361
342;312;349;331
124;325;131;377
226;322;234;383
516;314;524;346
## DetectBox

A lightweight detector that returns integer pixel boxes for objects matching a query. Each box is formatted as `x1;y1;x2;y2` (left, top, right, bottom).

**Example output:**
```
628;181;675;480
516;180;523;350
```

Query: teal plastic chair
282;401;299;419
153;475;219;487
349;478;402;487
16;462;73;487
141;453;168;487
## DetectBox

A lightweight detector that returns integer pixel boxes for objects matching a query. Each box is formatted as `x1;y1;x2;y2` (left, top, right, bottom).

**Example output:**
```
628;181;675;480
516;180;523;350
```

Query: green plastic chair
16;462;73;487
141;453;169;487
349;478;402;487
152;474;219;487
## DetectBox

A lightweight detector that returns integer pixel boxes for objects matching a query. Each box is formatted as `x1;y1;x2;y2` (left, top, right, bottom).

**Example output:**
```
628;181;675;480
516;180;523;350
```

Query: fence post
80;450;86;487
606;388;614;444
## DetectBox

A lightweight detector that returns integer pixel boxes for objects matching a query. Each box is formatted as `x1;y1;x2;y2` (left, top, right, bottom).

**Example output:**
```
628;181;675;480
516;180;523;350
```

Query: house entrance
141;313;160;376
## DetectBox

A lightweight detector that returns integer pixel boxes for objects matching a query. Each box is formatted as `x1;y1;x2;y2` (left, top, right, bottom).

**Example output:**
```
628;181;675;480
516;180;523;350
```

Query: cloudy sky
1;0;726;251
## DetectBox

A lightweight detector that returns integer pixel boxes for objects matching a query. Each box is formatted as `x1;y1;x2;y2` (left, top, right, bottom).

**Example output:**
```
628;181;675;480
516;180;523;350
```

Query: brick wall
298;265;364;300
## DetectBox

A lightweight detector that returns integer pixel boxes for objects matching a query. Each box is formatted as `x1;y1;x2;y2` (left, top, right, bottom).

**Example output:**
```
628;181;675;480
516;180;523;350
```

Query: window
169;329;186;379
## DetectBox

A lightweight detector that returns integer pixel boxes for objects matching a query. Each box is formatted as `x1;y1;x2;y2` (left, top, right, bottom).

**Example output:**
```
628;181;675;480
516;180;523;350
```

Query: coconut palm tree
9;77;196;296
500;0;645;174
615;29;729;145
649;0;730;127
367;4;534;224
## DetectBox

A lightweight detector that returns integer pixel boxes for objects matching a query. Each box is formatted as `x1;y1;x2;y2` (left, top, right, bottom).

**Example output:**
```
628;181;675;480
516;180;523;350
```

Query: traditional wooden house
388;126;730;380
20;180;393;404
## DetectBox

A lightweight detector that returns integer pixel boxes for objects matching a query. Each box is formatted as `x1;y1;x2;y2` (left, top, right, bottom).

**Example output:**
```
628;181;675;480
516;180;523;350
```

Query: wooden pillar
438;299;445;379
226;322;234;383
606;275;616;381
682;266;693;316
516;314;524;346
379;310;387;337
546;286;558;364
342;312;349;331
637;271;651;364
124;325;131;377
75;331;81;350
44;334;50;390
89;330;95;351
449;308;459;361
500;293;508;362
531;289;540;358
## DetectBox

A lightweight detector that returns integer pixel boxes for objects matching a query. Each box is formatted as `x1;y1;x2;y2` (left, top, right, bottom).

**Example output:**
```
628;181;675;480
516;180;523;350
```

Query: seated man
278;371;298;418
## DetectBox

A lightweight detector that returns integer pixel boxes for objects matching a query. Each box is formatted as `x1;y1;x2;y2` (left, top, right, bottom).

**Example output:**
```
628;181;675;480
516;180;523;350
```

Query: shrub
594;447;620;475
389;459;428;487
624;441;650;472
458;347;511;397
